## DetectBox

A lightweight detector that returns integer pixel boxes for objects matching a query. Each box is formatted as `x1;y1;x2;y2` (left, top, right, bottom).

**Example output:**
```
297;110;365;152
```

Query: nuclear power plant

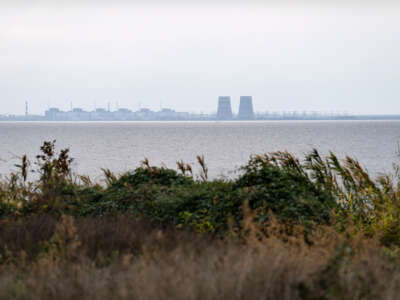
238;96;255;120
216;96;254;120
217;96;233;120
0;97;365;121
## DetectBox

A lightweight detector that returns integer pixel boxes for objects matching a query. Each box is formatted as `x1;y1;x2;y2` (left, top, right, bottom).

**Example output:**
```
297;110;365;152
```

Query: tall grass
1;212;400;299
1;141;400;299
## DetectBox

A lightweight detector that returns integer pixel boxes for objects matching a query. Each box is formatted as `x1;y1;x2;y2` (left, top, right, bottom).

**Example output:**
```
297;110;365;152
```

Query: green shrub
111;165;193;188
3;141;400;247
236;155;335;225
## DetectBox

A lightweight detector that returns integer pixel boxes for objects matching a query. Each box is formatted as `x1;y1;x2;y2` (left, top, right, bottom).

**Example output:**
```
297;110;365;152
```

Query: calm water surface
0;121;399;180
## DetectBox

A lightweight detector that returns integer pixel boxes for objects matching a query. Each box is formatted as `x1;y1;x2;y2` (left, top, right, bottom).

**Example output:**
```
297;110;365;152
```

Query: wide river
0;121;399;180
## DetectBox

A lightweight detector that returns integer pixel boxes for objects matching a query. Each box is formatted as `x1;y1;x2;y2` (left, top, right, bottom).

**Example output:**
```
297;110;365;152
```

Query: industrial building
42;106;195;121
238;96;255;120
217;96;233;120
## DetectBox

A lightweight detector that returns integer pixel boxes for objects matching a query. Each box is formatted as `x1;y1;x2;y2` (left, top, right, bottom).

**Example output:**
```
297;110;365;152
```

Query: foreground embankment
1;141;400;299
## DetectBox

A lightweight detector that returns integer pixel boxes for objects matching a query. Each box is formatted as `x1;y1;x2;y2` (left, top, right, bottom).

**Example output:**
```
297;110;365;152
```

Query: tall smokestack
238;96;254;120
217;96;233;120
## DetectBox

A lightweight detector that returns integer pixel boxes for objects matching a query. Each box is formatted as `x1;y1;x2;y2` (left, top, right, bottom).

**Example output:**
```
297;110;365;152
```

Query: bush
3;141;400;246
236;155;335;225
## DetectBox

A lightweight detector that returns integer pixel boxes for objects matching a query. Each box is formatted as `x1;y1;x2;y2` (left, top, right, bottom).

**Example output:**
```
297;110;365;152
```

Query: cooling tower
217;96;233;120
238;96;254;120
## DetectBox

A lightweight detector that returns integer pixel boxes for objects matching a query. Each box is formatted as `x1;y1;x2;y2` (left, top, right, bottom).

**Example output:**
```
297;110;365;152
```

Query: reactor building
217;96;233;120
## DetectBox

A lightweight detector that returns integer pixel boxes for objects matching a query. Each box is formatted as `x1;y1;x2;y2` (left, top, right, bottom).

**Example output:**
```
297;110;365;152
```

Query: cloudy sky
1;0;399;115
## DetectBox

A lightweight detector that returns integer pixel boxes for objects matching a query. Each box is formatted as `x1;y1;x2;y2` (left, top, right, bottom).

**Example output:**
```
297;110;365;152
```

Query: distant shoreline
1;115;400;122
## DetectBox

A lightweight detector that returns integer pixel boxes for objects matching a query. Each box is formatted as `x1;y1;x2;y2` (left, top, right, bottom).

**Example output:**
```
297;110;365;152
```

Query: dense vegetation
1;141;400;299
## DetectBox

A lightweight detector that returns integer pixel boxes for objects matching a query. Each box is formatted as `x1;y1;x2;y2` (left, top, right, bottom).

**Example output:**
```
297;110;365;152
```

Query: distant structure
238;96;254;120
41;105;193;121
0;98;372;122
217;96;233;120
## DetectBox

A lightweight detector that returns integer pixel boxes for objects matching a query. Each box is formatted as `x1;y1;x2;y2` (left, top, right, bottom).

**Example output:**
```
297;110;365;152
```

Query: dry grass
1;214;400;300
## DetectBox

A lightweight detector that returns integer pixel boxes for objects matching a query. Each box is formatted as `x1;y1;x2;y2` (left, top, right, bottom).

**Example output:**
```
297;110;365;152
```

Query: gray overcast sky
1;1;400;115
